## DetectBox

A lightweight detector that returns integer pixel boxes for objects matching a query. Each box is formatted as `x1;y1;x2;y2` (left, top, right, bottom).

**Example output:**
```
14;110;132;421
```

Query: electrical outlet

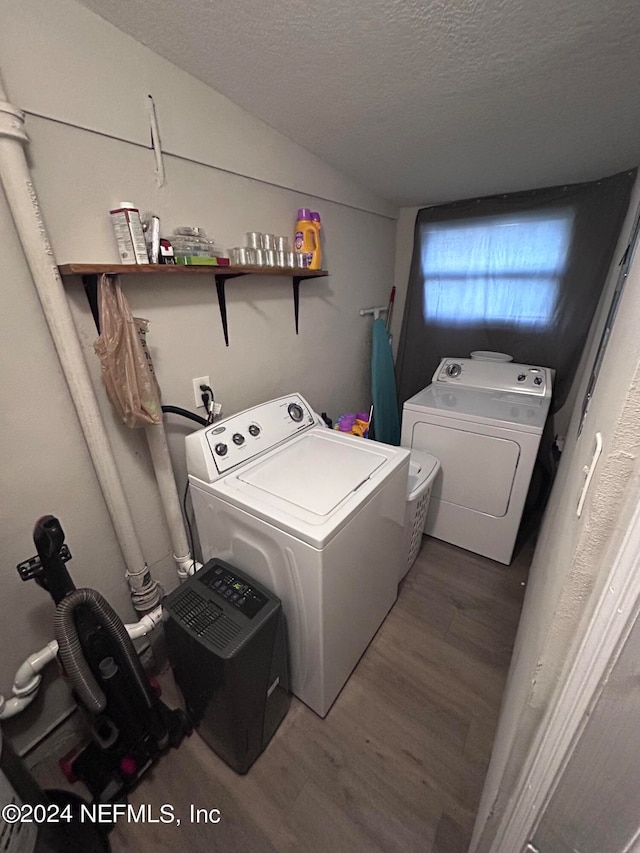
192;376;210;408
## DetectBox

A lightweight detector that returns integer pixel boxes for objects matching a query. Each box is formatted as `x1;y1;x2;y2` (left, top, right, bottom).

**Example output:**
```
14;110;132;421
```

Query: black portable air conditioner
163;559;290;774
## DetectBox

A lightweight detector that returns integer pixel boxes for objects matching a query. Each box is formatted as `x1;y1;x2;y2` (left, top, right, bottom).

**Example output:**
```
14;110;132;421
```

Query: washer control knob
534;376;543;386
214;442;228;456
232;433;245;445
518;373;526;382
445;363;462;378
248;424;261;437
288;402;304;422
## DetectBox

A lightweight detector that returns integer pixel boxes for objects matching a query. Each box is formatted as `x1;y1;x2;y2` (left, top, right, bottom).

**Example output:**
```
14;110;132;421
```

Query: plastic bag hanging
94;274;162;428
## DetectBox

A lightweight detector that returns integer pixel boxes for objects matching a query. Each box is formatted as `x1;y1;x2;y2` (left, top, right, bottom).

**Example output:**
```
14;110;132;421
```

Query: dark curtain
396;170;636;412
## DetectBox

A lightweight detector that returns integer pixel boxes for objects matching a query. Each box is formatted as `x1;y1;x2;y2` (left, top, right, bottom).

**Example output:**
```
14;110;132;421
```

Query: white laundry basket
401;449;440;580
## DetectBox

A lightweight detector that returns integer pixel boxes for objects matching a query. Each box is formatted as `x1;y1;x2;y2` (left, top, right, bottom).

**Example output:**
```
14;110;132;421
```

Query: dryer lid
237;431;388;515
403;384;551;433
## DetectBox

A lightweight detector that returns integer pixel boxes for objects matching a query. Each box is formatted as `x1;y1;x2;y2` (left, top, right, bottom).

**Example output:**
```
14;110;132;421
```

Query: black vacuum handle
33;515;66;559
30;515;76;604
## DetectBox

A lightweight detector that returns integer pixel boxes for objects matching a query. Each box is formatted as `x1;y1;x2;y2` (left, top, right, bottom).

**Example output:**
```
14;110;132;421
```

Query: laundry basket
401;450;440;580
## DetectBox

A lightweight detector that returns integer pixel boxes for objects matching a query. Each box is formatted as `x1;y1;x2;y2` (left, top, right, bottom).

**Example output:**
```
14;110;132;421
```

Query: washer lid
403;384;551;433
238;431;388;515
194;428;410;548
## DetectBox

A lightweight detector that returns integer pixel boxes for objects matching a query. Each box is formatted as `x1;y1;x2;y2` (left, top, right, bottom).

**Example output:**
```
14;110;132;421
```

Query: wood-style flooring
33;534;532;853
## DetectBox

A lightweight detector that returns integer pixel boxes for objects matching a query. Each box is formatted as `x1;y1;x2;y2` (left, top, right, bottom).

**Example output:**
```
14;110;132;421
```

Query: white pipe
0;640;58;720
124;604;164;639
12;640;59;697
0;695;36;718
178;555;202;578
145;424;202;579
0;74;161;615
0;606;164;719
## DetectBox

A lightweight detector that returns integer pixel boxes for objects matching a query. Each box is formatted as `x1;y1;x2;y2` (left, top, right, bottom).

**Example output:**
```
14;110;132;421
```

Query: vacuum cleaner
16;515;190;805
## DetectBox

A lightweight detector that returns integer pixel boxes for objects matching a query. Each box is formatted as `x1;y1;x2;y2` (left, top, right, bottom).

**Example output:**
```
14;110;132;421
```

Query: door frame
487;493;640;853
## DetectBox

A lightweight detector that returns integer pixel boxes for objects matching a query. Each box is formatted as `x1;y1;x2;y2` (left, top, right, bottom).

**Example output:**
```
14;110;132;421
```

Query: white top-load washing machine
186;394;410;718
401;358;552;565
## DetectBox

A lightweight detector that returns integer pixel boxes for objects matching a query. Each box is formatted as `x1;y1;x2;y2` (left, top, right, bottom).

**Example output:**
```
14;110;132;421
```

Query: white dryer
186;394;409;718
401;359;552;565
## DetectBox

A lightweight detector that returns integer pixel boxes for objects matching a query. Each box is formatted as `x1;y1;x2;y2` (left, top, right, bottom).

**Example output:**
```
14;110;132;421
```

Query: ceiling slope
76;0;640;205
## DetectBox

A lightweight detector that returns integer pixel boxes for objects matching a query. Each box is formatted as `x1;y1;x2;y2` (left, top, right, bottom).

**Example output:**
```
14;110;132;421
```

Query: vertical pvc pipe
145;424;198;578
0;76;161;613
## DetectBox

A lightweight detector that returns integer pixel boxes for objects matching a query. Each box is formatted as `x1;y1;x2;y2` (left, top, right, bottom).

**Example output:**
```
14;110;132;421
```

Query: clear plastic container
169;236;218;257
246;232;263;249
174;225;207;237
229;247;255;265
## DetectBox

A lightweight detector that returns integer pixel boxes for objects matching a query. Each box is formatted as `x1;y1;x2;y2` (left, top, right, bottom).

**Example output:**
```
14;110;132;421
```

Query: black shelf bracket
215;270;319;345
76;268;325;344
292;273;319;335
82;274;100;332
213;271;247;346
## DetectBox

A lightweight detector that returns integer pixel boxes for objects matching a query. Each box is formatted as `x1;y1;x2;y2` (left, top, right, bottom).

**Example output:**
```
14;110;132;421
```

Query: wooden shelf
58;263;328;279
59;264;329;345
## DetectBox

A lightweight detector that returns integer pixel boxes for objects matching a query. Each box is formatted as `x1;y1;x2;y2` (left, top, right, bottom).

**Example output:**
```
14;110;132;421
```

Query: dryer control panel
433;358;552;397
186;393;317;482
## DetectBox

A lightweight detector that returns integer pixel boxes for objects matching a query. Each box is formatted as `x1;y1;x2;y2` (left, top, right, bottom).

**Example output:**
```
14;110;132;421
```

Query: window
421;211;574;328
396;170;636;411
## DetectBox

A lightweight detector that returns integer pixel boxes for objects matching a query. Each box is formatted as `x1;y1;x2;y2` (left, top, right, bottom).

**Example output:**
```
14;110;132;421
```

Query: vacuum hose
54;588;155;715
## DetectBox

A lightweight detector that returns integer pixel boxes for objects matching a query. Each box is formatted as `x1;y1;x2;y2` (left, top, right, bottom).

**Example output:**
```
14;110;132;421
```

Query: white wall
0;0;397;744
472;177;640;851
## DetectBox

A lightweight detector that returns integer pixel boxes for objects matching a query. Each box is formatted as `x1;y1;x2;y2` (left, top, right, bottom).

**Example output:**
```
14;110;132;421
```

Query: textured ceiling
76;0;640;206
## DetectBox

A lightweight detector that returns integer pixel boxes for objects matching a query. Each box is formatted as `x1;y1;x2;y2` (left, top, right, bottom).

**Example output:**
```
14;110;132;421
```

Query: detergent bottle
310;211;322;269
294;208;322;270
